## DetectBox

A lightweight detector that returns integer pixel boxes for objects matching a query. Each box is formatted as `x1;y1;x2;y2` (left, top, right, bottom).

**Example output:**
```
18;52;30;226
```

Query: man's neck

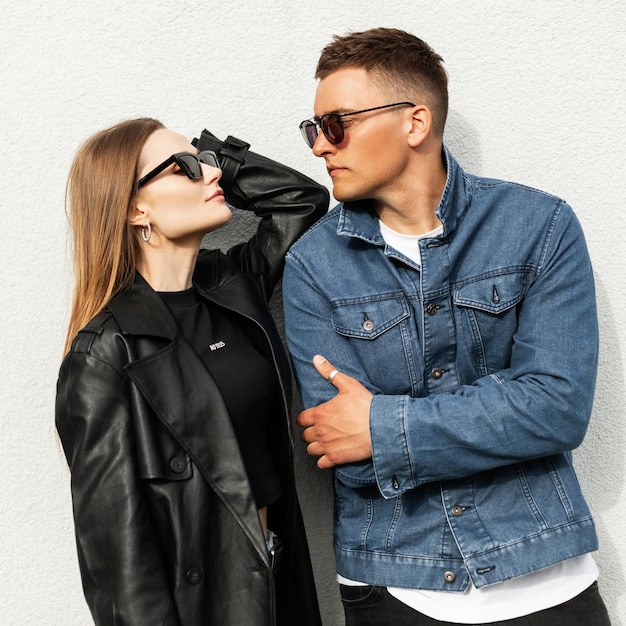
374;165;447;235
374;145;447;236
376;199;443;235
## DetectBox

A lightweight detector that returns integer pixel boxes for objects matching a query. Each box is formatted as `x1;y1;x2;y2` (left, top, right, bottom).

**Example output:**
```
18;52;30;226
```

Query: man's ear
407;105;431;148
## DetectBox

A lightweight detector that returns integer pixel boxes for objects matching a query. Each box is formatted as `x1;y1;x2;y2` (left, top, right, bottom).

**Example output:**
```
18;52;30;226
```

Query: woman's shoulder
65;309;127;368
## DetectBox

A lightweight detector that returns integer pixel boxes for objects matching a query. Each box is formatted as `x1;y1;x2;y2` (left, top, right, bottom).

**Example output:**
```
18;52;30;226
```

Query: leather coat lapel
107;274;265;553
125;341;261;537
106;273;178;339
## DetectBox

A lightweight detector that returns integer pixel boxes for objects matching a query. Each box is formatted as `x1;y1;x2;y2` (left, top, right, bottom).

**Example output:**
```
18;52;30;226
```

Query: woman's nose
201;162;222;184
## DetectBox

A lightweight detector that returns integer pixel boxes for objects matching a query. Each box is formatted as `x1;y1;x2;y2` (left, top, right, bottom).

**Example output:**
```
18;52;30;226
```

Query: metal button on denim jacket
284;147;599;590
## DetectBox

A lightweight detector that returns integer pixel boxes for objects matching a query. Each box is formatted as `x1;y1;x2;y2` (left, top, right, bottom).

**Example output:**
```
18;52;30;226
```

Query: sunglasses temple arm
138;156;175;187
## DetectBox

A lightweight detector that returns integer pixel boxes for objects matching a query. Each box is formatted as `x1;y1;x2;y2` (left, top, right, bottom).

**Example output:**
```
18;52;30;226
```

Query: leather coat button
443;571;456;583
431;368;445;379
169;456;186;474
186;567;203;584
451;505;464;516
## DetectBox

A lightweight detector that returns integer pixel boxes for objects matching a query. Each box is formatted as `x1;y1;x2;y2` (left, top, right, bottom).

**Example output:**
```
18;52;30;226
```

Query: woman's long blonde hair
64;118;164;354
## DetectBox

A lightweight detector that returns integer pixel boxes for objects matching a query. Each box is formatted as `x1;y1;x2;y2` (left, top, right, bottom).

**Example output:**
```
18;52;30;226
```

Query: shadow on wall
576;275;625;625
444;109;483;174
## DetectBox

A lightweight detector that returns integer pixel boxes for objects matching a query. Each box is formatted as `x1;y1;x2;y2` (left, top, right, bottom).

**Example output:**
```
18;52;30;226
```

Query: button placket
420;230;458;395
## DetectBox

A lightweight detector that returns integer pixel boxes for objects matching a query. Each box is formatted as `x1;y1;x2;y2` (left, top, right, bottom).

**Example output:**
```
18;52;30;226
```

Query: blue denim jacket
283;147;599;591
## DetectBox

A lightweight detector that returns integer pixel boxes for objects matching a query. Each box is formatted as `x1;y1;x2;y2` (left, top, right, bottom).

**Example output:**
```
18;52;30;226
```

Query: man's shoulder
456;171;579;235
465;171;568;207
288;204;343;253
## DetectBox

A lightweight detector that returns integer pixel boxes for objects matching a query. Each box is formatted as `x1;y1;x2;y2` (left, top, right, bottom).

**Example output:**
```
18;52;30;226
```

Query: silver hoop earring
141;222;152;242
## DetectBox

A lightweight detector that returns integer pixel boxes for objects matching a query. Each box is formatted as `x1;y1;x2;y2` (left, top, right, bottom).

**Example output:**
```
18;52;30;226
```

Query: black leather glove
192;130;250;193
192;128;329;293
191;129;329;217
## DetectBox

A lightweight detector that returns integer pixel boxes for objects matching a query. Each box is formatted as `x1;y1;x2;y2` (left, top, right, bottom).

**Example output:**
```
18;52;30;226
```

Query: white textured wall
1;2;624;624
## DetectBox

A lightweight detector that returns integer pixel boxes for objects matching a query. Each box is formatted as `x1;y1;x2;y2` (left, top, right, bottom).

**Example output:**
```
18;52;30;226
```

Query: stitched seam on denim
516;464;549;529
545;456;575;521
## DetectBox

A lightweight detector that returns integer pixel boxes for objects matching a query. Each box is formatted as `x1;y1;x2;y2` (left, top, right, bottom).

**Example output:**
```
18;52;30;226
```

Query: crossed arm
297;354;374;469
285;206;599;492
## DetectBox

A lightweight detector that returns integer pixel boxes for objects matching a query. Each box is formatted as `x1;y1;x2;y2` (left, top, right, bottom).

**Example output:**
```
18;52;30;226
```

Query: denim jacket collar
336;146;470;244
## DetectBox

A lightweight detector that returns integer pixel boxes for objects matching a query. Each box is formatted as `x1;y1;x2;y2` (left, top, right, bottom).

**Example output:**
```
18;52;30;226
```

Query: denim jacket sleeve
284;202;599;498
284;246;383;488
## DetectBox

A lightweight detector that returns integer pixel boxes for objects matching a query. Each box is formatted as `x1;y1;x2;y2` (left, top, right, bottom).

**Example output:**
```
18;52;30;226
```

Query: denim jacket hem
335;517;598;590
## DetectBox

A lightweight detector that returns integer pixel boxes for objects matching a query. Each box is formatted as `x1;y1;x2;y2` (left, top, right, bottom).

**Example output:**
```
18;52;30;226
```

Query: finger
317;454;337;470
296;409;314;428
306;441;325;457
312;354;343;386
300;425;318;444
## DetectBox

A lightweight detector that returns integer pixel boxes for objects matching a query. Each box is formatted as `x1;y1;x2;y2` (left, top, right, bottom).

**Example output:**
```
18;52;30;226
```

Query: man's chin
331;185;365;204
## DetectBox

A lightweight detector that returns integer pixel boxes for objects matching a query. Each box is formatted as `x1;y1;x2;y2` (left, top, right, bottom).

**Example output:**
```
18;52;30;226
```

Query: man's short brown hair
316;28;448;136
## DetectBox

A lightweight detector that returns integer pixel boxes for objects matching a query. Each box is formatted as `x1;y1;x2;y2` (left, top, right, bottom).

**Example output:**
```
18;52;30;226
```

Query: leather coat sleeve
193;130;329;297
56;348;182;626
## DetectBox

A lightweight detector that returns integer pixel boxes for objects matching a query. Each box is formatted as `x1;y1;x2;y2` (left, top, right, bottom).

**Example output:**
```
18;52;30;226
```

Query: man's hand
297;355;374;469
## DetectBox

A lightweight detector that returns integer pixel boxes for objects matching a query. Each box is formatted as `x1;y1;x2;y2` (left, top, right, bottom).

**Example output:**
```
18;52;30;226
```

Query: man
283;28;611;625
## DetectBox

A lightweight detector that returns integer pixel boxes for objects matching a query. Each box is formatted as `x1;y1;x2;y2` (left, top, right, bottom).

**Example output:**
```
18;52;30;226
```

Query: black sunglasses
137;150;220;188
299;101;415;149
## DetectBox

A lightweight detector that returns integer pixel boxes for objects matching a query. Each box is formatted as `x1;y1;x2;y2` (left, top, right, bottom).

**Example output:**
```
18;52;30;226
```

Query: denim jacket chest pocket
331;294;415;394
453;271;529;377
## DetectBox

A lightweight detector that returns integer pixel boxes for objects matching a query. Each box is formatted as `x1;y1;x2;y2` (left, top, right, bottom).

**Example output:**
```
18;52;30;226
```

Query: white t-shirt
338;555;598;623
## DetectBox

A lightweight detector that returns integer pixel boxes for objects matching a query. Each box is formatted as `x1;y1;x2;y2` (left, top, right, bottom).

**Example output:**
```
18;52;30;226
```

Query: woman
55;118;328;625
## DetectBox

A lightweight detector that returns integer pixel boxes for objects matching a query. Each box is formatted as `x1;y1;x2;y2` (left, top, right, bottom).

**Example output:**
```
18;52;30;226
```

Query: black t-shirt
158;288;282;508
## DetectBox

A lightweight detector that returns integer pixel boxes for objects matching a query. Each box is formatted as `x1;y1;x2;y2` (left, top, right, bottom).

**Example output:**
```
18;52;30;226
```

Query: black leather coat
56;133;329;625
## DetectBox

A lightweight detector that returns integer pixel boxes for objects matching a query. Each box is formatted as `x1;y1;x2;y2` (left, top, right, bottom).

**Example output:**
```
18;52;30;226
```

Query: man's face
311;67;414;206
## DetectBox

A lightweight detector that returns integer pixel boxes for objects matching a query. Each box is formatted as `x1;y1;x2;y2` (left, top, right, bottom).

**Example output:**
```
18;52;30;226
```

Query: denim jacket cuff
370;395;417;498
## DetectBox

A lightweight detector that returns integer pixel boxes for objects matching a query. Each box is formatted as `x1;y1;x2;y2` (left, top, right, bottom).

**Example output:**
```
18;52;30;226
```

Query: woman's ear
128;198;148;227
407;105;431;148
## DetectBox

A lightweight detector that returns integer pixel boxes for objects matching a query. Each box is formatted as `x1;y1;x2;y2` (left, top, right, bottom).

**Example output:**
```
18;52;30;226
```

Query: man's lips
327;165;345;176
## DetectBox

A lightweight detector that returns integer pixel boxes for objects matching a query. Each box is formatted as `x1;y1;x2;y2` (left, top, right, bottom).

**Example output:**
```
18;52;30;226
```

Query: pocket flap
332;295;410;339
454;273;526;314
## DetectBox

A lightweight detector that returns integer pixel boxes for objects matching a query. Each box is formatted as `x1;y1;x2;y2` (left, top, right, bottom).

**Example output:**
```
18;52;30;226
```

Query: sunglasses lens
321;115;343;145
300;121;319;149
198;150;220;169
299;114;344;148
176;154;203;180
